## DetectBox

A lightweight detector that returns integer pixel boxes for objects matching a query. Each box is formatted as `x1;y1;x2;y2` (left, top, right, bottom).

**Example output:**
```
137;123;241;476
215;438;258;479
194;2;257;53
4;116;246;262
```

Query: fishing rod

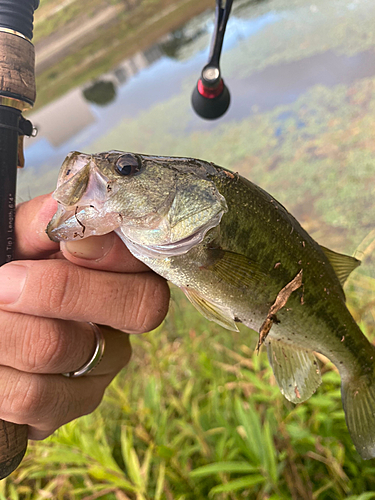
0;0;38;478
191;0;233;119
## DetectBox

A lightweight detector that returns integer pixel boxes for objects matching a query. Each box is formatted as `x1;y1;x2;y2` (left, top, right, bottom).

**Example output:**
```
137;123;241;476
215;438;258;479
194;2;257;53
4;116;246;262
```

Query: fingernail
0;264;27;304
62;233;115;261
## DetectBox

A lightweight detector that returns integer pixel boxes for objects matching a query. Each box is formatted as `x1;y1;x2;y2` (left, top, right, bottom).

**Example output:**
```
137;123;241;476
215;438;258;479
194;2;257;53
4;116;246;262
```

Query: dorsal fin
320;245;361;287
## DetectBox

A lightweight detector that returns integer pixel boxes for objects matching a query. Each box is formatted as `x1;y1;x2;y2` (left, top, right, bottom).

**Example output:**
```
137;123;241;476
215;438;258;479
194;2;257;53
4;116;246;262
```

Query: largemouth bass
47;151;375;459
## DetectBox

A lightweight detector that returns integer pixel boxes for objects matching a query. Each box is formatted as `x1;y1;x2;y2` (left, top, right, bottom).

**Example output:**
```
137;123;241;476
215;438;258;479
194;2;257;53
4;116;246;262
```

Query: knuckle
11;375;71;426
37;263;80;316
125;275;169;333
9;374;45;421
19;318;70;373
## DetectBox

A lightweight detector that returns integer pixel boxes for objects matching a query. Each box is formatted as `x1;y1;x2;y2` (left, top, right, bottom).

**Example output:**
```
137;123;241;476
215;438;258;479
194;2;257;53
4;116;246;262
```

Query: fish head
47;151;227;256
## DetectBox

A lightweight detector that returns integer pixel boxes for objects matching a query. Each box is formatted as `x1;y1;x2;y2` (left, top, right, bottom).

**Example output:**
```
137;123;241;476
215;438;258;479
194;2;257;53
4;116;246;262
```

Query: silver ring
62;323;105;378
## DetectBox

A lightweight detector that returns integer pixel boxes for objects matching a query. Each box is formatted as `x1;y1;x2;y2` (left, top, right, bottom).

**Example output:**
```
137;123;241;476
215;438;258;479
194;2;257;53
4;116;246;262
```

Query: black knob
191;77;230;120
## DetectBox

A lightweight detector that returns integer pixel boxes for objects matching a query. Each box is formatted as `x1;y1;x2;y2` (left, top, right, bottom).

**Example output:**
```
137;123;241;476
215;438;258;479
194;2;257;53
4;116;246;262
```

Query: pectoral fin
320;245;360;287
182;287;239;332
266;339;321;404
207;249;267;289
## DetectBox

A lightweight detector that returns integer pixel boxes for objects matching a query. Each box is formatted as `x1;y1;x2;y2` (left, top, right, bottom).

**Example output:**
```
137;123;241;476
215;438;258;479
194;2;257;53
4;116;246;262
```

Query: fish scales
47;151;375;459
169;167;373;371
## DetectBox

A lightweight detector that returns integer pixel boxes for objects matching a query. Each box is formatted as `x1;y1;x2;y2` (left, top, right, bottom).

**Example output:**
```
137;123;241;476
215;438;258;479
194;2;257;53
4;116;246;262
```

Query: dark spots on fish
234;316;242;323
340;361;343;365
66;169;71;175
107;184;112;192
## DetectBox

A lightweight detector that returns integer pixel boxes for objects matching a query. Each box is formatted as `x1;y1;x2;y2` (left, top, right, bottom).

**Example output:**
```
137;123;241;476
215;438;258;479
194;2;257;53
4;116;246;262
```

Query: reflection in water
230;48;375;116
26;1;375;172
30;88;95;148
83;81;117;107
160;26;207;60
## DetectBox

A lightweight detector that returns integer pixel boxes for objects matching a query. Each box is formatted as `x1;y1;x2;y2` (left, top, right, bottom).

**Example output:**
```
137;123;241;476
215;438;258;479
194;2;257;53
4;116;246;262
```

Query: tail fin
342;371;375;459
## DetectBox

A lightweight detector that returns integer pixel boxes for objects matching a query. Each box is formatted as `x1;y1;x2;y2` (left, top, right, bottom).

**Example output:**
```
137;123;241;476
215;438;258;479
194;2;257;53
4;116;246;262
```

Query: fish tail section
342;362;375;459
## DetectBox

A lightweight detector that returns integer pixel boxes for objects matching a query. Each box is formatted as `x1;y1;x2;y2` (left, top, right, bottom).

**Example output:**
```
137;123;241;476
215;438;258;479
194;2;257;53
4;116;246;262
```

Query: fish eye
115;154;141;176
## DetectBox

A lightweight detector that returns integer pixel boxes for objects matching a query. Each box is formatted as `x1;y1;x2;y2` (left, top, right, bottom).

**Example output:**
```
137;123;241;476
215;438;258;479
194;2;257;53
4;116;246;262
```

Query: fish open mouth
46;203;121;242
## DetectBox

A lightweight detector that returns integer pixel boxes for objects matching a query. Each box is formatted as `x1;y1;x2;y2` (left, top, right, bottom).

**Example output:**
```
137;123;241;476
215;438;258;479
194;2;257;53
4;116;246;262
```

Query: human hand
0;194;170;440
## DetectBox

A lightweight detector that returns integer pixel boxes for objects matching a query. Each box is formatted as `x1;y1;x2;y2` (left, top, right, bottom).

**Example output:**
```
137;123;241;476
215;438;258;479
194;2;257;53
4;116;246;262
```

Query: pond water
20;0;375;320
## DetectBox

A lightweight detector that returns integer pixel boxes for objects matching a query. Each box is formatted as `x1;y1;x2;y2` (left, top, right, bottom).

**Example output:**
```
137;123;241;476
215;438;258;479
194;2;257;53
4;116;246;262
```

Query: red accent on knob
197;79;224;99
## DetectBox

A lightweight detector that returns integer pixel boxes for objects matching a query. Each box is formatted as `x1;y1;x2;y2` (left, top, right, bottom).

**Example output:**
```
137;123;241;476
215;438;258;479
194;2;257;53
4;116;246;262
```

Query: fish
47;150;375;459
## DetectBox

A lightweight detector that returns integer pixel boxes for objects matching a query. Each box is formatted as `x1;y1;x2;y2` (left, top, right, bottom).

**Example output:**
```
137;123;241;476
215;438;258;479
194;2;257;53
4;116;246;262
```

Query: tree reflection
83;80;117;106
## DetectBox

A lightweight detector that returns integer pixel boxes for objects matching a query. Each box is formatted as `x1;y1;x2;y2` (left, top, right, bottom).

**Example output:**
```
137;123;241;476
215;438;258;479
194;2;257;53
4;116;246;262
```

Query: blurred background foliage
9;0;375;497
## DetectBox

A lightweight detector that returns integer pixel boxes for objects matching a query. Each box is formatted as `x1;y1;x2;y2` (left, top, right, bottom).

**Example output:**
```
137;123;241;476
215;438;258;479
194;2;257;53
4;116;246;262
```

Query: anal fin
266;339;322;404
182;287;238;332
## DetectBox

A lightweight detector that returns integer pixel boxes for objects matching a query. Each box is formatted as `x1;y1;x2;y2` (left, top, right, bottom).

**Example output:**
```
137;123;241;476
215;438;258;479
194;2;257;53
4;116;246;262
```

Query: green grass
4;253;375;499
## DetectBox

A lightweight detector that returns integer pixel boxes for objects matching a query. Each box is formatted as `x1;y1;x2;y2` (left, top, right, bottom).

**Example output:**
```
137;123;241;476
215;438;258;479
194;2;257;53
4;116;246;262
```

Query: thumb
15;194;60;260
